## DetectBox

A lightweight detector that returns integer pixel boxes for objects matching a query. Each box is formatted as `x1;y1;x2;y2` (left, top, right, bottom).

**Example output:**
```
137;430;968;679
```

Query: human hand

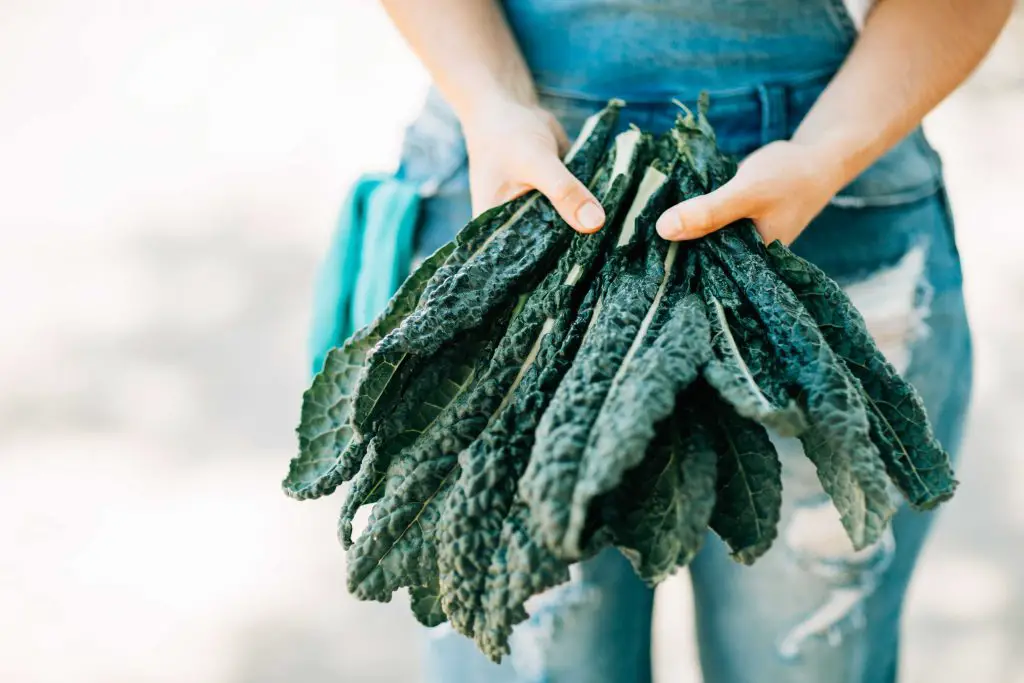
461;98;606;234
655;140;843;246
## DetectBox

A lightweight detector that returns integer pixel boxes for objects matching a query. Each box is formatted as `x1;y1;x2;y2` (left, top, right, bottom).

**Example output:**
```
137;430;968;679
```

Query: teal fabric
308;173;420;377
351;179;420;331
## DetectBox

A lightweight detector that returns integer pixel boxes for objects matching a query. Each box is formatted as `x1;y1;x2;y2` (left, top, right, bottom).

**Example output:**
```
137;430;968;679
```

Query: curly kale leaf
473;500;612;663
284;243;454;500
764;240;957;509
699;254;807;437
377;101;625;358
520;261;655;558
609;400;718;584
707;226;895;550
345;280;577;602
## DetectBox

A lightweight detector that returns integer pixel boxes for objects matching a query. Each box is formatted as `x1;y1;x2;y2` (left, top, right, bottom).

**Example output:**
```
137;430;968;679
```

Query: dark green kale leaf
343;291;530;603
437;283;600;640
564;287;711;558
708;226;895;550
376;101;625;358
473;494;613;663
409;577;447;628
284;242;454;500
672;104;896;550
520;148;703;560
347;126;643;613
336;332;489;548
699;253;807;436
764;240;957;509
474;501;571;662
347;203;510;439
609;399;718;584
519;262;653;558
703;386;783;564
435;131;648;640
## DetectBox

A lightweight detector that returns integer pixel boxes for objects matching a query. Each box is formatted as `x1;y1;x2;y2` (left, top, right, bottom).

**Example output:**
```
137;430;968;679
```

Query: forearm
379;0;536;123
793;0;1012;191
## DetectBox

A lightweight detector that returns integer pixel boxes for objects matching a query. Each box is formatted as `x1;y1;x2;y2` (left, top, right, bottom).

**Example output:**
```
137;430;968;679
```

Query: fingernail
576;202;605;232
656;215;680;239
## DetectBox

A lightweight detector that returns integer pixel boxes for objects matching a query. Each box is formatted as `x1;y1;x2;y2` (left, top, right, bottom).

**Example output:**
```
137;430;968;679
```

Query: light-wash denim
394;2;973;681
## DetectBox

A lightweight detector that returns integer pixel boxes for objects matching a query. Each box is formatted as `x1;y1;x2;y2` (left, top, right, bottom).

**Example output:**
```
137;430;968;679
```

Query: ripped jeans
401;81;973;682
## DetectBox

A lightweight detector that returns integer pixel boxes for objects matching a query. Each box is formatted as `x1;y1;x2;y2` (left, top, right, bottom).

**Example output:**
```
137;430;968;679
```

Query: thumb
656;178;756;241
526;151;605;234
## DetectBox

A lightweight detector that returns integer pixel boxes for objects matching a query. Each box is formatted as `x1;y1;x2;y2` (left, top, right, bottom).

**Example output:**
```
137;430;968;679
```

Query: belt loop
756;84;789;147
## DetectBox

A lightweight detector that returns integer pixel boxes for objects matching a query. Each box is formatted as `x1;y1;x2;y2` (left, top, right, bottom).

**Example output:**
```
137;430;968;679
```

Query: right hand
461;98;606;234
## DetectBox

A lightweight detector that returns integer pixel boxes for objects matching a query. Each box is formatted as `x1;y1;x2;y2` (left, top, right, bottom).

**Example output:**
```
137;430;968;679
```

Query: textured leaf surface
433;134;649;638
704;389;783;564
347;209;508;437
709;227;895;549
676;108;897;549
610;401;717;583
566;290;711;555
284;243;454;500
336;335;486;548
377;101;624;358
519;159;683;559
765;240;956;509
475;502;571;661
409;578;447;628
700;257;807;437
521;261;656;558
438;283;601;639
344;300;528;602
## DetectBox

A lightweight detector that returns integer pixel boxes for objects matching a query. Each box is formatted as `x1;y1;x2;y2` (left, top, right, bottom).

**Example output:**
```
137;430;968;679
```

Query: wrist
457;87;539;133
789;126;880;197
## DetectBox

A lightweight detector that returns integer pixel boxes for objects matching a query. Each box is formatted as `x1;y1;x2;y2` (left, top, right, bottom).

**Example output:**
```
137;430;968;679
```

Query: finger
527;152;605;233
551;123;571;157
470;171;530;217
655;178;757;241
492;179;533;206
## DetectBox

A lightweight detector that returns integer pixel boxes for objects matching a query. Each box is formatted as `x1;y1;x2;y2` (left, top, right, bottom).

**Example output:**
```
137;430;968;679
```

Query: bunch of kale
282;99;956;661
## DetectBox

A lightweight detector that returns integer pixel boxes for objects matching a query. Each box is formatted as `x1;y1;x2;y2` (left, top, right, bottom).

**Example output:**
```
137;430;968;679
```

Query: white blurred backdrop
0;2;1022;682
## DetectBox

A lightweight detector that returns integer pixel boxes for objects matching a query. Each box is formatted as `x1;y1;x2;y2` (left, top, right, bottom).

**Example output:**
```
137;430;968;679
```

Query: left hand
655;140;843;246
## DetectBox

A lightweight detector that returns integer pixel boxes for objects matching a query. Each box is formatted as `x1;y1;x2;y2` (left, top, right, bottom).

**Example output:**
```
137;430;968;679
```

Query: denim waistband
536;68;836;156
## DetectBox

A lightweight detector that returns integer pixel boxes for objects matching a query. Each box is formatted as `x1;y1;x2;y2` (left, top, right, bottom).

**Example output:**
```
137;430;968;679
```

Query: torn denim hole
842;243;931;375
509;564;603;680
777;497;897;661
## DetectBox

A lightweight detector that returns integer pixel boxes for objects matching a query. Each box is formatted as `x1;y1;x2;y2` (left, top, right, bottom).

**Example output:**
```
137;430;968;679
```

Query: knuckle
689;200;716;235
550;178;587;207
663;207;686;234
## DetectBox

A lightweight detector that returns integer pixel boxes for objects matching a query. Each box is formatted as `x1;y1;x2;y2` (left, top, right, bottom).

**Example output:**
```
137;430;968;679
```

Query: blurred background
1;2;1021;682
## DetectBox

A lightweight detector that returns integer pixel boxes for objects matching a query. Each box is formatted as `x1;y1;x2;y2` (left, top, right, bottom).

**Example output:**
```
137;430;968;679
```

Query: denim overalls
392;2;973;681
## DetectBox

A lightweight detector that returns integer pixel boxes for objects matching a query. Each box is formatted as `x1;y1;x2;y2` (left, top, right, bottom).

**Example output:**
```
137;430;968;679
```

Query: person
375;1;1011;681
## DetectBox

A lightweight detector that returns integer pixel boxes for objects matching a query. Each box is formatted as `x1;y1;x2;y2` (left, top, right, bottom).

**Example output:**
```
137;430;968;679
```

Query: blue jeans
394;9;973;681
